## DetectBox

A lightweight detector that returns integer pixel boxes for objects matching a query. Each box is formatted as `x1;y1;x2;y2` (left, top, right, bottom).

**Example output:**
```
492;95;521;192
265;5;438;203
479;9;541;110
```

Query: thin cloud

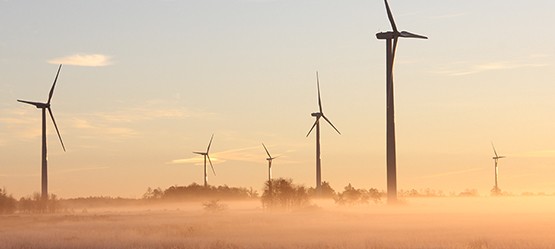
48;53;113;67
55;166;110;174
512;150;555;158
429;12;467;19
69;117;138;139
436;60;548;76
170;157;226;166
419;167;485;179
170;146;262;165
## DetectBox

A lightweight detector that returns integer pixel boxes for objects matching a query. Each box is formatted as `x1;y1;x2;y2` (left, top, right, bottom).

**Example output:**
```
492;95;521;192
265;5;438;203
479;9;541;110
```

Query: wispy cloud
48;53;113;67
55;166;110;174
170;146;268;166
0;108;42;140
512;150;555;158
69;117;138;139
170;157;226;166
436;60;549;76
429;12;467;19
1;100;209;144
419;167;485;179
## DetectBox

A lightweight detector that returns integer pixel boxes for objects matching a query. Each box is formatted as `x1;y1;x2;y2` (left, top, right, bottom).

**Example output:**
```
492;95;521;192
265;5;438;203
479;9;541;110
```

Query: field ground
1;197;555;249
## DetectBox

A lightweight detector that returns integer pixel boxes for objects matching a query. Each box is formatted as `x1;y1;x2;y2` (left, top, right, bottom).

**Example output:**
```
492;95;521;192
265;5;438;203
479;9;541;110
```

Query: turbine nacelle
376;31;428;40
311;112;322;117
262;143;277;162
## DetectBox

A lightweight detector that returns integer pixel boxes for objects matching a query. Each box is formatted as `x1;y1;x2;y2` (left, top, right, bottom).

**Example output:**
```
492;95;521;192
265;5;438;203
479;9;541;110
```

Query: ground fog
1;197;554;249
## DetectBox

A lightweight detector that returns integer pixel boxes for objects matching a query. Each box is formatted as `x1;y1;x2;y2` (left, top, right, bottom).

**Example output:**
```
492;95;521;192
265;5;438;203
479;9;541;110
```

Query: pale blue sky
1;0;555;198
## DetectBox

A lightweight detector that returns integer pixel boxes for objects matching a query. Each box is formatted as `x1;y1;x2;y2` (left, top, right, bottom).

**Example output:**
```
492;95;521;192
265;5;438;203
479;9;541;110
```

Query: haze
1;0;555;199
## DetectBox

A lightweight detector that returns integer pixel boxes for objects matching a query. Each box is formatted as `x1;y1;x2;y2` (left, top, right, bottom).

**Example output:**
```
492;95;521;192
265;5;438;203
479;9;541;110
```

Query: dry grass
1;197;555;249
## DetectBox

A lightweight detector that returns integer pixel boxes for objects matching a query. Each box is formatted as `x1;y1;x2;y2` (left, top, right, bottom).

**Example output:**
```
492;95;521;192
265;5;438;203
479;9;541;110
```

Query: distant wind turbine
17;64;66;201
491;142;506;195
193;134;216;187
306;71;341;193
376;0;427;204
262;143;278;183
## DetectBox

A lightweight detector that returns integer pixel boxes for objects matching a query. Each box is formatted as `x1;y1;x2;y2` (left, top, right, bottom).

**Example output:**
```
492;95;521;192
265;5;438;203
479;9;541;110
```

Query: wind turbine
376;0;427;204
262;143;278;183
306;71;341;193
193;134;216;187
17;64;66;202
491;143;506;195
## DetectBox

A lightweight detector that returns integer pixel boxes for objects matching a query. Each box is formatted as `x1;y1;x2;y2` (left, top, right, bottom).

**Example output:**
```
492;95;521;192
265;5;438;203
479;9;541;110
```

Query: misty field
1;197;555;249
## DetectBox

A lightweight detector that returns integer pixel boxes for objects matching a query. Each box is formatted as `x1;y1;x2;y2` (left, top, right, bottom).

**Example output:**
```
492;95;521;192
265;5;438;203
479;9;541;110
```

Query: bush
18;193;59;213
335;184;381;205
308;181;336;198
0;188;17;214
459;189;479;197
202;200;228;213
162;183;258;201
261;178;310;209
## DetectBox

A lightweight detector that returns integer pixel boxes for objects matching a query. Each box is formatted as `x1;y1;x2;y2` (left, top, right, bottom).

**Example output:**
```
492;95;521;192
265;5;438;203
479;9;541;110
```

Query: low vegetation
202;199;228;213
335;184;382;205
159;183;259;201
0;188;17;214
261;178;310;209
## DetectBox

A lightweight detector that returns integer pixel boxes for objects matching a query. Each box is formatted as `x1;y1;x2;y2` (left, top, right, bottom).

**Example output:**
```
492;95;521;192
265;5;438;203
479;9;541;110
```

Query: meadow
1;197;554;249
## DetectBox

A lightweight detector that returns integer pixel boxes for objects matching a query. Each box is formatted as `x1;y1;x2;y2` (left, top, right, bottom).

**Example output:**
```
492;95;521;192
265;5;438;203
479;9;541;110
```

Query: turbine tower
376;0;427;204
491;143;505;195
17;64;66;201
306;71;341;193
262;143;277;183
193;134;216;187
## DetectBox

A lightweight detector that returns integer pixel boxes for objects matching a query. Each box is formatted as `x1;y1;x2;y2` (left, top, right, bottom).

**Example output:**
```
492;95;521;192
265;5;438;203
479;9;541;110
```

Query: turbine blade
384;0;398;33
262;143;272;158
306;118;319;137
392;37;398;66
207;155;216;176
399;31;428;39
47;64;62;104
317;71;323;113
17;100;44;107
206;134;214;153
491;142;499;158
322;115;341;135
193;152;205;155
48;107;66;152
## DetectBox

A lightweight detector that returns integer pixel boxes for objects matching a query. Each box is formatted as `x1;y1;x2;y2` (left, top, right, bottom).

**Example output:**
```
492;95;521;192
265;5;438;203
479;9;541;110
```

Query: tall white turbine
376;0;427;204
193;134;216;187
262;143;278;183
17;64;66;201
306;71;341;193
491;143;506;195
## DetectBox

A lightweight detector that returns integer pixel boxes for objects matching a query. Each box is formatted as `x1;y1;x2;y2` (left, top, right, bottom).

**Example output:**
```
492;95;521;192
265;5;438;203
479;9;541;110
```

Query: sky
1;0;555;198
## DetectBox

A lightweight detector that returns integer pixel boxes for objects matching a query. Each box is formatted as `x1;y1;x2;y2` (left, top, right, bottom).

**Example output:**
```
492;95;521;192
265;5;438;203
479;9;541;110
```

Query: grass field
1;197;554;249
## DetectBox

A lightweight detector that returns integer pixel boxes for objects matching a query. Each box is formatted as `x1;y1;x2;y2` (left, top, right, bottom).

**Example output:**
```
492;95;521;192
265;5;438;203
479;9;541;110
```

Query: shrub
202;200;228;213
308;181;336;198
162;183;257;201
0;188;17;214
261;178;310;209
335;184;381;205
18;193;59;213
